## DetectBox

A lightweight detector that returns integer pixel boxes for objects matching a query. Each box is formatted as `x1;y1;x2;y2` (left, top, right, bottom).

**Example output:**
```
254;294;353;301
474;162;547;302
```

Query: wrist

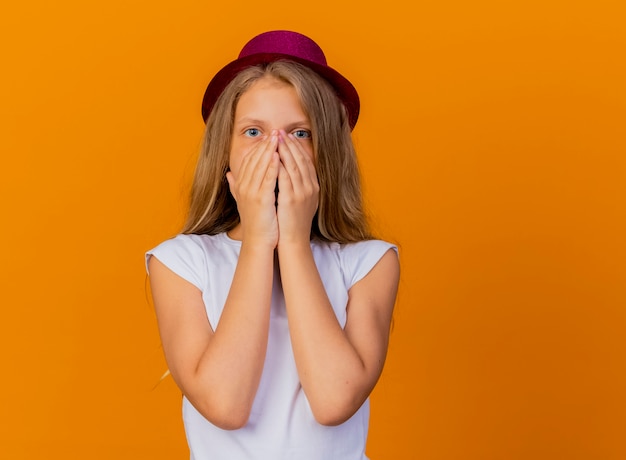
241;236;278;252
229;224;278;250
277;237;312;254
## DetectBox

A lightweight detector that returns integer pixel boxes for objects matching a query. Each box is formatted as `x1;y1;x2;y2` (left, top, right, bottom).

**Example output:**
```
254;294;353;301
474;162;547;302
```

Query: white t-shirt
146;232;396;460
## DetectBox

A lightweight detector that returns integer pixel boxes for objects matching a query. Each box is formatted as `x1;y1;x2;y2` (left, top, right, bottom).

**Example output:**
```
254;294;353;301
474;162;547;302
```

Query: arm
149;134;280;430
275;130;400;425
278;245;399;425
149;244;274;430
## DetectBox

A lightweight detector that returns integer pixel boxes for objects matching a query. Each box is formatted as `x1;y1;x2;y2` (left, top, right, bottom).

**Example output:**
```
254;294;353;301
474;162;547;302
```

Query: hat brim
201;53;360;130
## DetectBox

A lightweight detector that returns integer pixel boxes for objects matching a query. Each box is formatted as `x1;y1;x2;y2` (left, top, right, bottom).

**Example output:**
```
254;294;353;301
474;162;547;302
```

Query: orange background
1;0;625;458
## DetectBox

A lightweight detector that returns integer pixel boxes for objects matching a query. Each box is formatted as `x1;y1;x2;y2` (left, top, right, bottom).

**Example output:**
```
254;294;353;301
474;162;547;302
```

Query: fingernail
271;129;278;135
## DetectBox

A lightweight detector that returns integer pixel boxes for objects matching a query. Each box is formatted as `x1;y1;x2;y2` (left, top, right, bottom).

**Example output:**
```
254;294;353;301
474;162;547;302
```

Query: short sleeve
340;240;398;288
145;234;206;290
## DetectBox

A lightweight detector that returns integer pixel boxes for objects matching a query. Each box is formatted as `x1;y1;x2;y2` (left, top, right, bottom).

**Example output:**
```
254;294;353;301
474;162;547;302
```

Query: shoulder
147;234;211;265
339;239;397;259
313;239;398;288
145;233;232;289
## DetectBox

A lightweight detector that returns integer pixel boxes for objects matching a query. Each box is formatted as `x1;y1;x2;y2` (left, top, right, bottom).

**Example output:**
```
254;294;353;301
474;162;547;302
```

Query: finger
239;134;278;192
280;131;316;184
264;152;280;188
277;162;292;199
277;132;304;185
252;133;279;190
238;135;270;180
285;134;317;180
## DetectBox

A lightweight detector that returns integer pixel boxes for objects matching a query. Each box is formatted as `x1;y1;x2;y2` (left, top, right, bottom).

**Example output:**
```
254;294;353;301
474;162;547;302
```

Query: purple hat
201;30;360;129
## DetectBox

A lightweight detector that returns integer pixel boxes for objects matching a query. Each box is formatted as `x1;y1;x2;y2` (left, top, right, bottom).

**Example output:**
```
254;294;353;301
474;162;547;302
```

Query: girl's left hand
276;130;319;245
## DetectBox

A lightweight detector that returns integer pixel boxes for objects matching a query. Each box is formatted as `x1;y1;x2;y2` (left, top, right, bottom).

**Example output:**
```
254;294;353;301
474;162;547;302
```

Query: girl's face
229;76;313;179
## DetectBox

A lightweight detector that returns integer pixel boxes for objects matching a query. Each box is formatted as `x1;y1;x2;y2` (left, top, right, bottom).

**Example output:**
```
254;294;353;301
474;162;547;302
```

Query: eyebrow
234;117;266;127
234;117;311;130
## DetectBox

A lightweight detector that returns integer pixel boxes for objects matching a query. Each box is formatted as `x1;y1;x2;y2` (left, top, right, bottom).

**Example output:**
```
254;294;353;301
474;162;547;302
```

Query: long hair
182;61;372;243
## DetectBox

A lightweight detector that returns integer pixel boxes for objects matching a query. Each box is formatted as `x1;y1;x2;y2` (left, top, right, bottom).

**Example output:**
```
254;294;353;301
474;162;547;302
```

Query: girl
147;30;400;460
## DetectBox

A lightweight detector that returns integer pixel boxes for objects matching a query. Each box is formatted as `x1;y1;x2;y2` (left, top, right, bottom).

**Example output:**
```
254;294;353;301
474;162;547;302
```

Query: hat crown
238;30;328;66
202;30;359;129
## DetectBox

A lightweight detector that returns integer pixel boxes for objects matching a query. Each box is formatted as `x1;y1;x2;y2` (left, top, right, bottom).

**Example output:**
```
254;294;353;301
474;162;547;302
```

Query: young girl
146;30;400;460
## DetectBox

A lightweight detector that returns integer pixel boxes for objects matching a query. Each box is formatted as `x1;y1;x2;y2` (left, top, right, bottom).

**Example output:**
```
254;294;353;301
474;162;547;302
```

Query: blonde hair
182;61;372;243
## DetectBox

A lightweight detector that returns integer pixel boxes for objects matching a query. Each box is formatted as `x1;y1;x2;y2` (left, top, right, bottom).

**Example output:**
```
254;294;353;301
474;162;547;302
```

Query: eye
244;128;261;138
292;129;311;139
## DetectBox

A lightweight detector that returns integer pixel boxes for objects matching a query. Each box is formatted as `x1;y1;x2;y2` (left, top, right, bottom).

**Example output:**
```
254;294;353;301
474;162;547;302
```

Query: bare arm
275;130;400;425
149;243;274;430
149;134;280;430
278;245;399;425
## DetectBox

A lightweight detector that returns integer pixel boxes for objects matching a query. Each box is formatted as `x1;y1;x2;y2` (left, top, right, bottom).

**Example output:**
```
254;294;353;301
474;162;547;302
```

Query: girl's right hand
226;133;280;248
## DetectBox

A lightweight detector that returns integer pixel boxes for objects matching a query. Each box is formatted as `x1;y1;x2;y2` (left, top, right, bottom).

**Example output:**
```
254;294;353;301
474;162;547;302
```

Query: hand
276;130;319;246
226;133;280;248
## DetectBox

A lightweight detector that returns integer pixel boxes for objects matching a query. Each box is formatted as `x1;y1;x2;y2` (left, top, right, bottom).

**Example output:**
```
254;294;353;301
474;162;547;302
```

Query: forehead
234;76;308;122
